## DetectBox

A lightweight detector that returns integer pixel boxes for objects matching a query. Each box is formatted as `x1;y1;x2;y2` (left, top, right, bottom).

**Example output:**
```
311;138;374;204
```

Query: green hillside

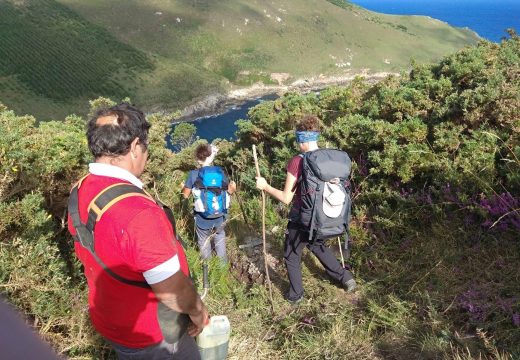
0;0;479;120
1;35;518;359
0;0;153;120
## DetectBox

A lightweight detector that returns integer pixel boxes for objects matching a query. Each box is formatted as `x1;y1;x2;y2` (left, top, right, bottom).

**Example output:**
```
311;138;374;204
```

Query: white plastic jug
197;315;231;360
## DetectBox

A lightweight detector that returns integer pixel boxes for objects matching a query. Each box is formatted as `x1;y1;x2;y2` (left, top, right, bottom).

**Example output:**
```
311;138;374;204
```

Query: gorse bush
227;34;520;357
233;34;520;230
0;35;519;359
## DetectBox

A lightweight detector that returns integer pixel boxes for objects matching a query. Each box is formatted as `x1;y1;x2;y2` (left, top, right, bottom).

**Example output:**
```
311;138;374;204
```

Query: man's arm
227;180;237;195
182;187;191;199
182;171;195;199
256;172;297;205
150;271;209;336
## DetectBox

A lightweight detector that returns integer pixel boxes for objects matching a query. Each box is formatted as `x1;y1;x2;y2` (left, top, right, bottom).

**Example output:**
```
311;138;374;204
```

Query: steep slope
0;0;479;120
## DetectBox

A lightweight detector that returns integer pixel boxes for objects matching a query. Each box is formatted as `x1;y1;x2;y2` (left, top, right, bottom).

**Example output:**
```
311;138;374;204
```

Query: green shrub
0;35;519;358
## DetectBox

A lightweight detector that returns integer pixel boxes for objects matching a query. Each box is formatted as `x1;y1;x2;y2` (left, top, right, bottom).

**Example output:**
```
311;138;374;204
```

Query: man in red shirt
68;103;208;359
256;115;356;304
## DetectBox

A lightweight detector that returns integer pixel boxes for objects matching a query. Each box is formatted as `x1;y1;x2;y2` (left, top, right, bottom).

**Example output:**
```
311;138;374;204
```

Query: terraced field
0;0;152;119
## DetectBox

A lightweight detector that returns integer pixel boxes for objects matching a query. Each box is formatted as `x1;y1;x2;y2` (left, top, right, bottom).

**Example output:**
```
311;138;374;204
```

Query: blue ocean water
349;0;520;42
169;94;277;148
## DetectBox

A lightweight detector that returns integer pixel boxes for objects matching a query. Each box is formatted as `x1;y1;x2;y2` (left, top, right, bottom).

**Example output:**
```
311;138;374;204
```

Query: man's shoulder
185;169;199;188
287;154;303;167
80;174;124;190
286;154;303;178
80;175;159;215
76;175;128;205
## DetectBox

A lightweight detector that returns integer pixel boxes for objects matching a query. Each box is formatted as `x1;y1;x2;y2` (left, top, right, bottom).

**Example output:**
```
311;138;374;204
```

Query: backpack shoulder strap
69;182;154;289
296;153;306;184
193;167;205;188
86;183;151;230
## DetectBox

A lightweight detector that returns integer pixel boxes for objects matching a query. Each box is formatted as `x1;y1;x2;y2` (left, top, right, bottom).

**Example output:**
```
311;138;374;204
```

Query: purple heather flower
497;297;514;313
513;313;520;327
478;192;520;232
495;258;506;269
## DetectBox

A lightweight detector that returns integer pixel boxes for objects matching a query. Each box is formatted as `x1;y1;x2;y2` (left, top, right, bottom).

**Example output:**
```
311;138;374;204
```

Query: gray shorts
109;333;200;360
195;222;227;262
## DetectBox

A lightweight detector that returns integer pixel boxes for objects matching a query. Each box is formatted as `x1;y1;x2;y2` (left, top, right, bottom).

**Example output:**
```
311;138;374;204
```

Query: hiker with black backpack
182;143;236;262
256;115;357;304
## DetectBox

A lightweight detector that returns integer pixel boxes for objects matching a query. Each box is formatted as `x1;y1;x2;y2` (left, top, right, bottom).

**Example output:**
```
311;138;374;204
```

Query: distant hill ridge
0;0;479;120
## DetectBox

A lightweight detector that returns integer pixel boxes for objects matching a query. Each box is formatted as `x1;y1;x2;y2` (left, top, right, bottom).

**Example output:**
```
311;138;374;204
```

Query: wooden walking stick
252;145;274;314
338;237;345;268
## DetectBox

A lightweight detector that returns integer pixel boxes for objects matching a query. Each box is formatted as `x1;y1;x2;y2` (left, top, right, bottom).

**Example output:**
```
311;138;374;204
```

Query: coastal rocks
178;94;228;120
270;72;290;85
178;71;397;122
290;79;310;87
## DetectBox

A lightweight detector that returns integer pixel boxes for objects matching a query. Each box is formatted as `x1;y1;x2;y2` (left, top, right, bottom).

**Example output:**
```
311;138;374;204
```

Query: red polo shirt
68;174;189;348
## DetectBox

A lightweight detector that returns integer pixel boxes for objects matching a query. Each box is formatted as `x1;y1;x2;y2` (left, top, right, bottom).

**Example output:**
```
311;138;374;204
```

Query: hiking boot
287;296;304;305
343;279;357;293
285;292;304;305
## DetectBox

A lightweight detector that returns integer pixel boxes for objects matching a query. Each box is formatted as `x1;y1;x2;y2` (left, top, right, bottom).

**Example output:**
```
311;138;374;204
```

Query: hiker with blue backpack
256;115;356;304
183;143;236;262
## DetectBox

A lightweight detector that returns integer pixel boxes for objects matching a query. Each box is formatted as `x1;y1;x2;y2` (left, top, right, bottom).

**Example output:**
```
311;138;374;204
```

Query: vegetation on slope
0;35;518;359
1;0;479;120
0;0;153;120
224;32;520;358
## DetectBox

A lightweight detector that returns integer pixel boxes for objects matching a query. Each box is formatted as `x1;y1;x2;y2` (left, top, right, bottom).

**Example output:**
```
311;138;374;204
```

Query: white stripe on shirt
143;255;181;284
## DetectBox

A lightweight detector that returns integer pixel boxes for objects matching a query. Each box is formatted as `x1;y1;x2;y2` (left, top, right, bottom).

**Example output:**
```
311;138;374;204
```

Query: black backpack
297;149;352;252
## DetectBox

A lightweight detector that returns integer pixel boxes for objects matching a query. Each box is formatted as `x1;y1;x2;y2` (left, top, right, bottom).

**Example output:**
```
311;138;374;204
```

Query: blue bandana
295;131;320;143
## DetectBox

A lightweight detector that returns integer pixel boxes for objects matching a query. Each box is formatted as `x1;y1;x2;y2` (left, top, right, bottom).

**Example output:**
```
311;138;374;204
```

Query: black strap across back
68;181;184;289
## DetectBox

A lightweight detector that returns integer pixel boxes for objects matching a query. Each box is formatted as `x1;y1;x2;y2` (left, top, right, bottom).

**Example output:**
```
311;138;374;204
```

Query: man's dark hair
295;115;320;132
195;143;212;162
87;103;150;158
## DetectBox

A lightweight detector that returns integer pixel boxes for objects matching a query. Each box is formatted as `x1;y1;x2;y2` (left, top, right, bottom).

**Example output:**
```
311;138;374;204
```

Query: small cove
170;94;277;148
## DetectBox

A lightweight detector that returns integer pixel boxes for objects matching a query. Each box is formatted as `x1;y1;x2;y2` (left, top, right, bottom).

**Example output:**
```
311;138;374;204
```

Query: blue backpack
193;166;229;219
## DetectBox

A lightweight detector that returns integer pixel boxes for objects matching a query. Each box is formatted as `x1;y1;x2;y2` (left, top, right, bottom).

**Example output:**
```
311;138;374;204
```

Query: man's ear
130;137;139;159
